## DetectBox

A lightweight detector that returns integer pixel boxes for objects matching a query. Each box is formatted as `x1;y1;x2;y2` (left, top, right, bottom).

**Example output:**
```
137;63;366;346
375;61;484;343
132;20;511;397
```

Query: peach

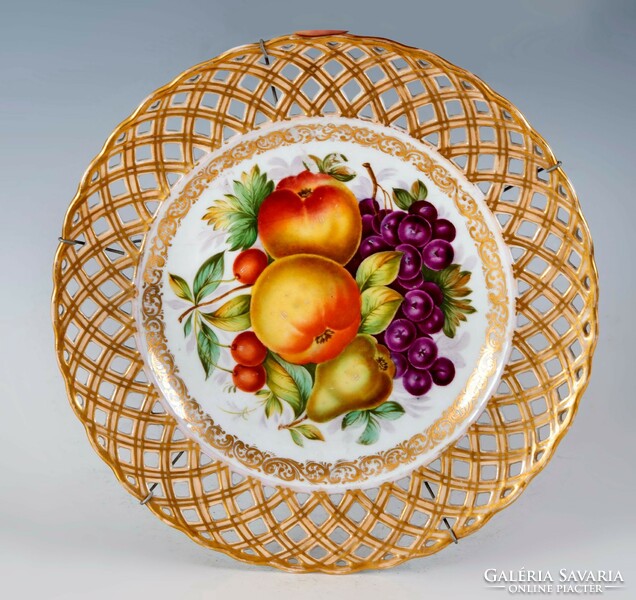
250;254;361;364
257;171;362;265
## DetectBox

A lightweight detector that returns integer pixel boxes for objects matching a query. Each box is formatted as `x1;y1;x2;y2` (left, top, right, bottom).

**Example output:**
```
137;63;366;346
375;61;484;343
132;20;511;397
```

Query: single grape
418;306;444;334
430;356;456;386
403;367;433;396
358;198;379;215
385;318;417;352
421;281;444;306
371;208;391;235
390;352;408;379
380;211;405;246
399;273;424;290
402;290;434;322
422;239;454;271
361;214;375;237
395;243;422;280
360;236;391;258
432;218;456;242
408;336;438;370
398;214;432;247
409;200;438;222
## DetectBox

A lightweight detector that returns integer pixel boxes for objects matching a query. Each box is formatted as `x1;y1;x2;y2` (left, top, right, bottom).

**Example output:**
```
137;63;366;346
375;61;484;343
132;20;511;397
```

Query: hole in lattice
81;257;101;277
342;79;361;101
107;153;122;171
552;273;570;295
84;341;102;362
238;74;259;93
528;332;549;352
220;529;239;543
165;117;183;133
558;409;569;423
499;403;522;423
544;233;562;253
346;502;367;522
508;158;524;175
264;540;283;554
406;79;426;98
65;321;79;343
142;424;164;443
287;524;308;543
309;545;328;559
496;213;512;228
296;492;310;506
194;118;211;138
569;339;582;359
247;518;267;536
108;179;127;199
93;408;107;426
516;369;539;390
280;63;300;82
508;432;525;450
477;410;493;425
74;394;85;410
410;509;430;527
308;505;329;526
509;347;523;362
452;459;470;479
530;397;548;416
536;424;550;442
517;312;530;327
181;509;199;523
449;490;467;506
568;250;581;269
445;100;463;118
143;451;159;468
365;66;386;84
557;207;570;225
324;59;344;77
209;502;227;520
390;57;409;72
544;356;563;376
475;492;490;507
380;88;400;110
479;435;497;452
477;154;495;172
396;533;416;548
235;490;255;510
302;47;323;61
124;391;144;410
136;120;153;136
229;99;246;120
509;131;524;147
213;70;230;82
170;92;188;106
172;481;190;498
450;127;466;145
517;220;538;239
479;126;495;143
117;446;131;463
329;526;350;544
527;256;549;276
571;293;584;313
170;451;187;468
501;185;519;203
162;143;183;162
451;155;467;170
109;355;131;375
346;47;366;61
300;77;321;101
423;132;439;147
370;522;391;540
202;473;220;493
473;99;490;114
117;204;140;224
530;192;547;211
435;75;451;89
200;93;219;110
392;114;408;130
272;502;291;521
481;464;497;480
354;544;373;558
80;297;99;319
385;496;406;518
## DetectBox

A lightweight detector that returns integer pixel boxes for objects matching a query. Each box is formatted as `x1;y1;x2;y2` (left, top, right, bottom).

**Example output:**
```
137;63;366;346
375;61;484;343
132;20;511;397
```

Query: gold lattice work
52;32;597;573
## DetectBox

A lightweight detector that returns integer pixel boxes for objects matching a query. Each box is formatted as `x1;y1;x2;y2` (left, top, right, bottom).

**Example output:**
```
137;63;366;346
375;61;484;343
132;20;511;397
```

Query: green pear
306;334;396;423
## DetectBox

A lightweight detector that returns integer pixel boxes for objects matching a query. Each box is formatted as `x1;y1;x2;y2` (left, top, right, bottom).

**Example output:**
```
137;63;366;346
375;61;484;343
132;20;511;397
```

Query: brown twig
178;283;251;323
362;162;378;201
278;412;307;430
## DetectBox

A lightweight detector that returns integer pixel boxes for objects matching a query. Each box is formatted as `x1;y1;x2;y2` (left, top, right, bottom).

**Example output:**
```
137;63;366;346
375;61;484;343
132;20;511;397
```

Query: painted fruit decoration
168;154;476;447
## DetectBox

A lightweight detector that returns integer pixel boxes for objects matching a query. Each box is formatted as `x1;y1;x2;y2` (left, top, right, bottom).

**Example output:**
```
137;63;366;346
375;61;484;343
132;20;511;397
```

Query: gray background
1;0;634;598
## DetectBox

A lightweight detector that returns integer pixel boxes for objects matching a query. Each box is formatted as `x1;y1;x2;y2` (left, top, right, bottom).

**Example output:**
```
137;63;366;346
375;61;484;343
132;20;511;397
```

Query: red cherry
232;364;266;392
231;331;267;367
233;249;268;284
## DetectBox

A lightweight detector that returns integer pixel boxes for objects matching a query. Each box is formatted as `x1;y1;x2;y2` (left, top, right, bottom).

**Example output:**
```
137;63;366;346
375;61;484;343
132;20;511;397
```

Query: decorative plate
53;32;597;572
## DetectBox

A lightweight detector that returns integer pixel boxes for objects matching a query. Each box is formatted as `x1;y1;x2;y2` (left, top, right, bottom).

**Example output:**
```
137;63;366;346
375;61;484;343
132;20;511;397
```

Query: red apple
257;171;362;265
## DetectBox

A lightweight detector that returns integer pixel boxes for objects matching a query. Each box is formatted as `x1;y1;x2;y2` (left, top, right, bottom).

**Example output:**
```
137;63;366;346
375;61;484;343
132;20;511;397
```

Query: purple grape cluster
348;198;457;397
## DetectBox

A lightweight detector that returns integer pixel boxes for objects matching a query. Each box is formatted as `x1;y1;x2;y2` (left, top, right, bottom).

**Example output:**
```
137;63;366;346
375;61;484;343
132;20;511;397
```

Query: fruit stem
362;162;379;205
362;162;393;210
178;283;251;323
210;361;234;374
278;412;307;430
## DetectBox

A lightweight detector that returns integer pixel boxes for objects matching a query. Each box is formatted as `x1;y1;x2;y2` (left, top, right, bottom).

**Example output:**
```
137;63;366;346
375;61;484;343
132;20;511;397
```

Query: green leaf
308;153;356;182
372;401;405;421
410;179;428;201
183;313;193;337
341;410;368;430
422;264;477;338
294;424;324;442
392;187;415;210
196;321;220;379
289;428;304;447
355;251;403;292
263;353;312;417
193;252;225;303
358;415;381;445
202;165;274;251
202;295;251;332
168;274;193;302
359;286;403;335
264;394;283;419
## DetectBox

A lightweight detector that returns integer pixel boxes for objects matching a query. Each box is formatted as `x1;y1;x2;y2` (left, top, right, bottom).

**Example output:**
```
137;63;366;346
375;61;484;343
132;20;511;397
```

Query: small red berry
232;364;266;392
231;331;267;367
233;249;268;284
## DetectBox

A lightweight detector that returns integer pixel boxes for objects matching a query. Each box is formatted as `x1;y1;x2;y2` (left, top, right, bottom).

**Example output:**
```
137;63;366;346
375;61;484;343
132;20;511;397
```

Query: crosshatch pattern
52;33;597;573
